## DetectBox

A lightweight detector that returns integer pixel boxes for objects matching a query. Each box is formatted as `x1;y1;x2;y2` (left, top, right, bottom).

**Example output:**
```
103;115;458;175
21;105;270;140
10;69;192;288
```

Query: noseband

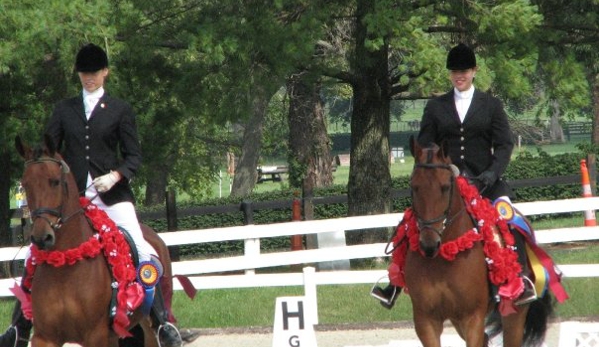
411;162;464;237
24;157;80;232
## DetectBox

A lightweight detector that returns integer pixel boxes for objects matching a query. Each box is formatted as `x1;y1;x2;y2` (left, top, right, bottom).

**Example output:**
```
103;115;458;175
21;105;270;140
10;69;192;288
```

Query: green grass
208;159;416;199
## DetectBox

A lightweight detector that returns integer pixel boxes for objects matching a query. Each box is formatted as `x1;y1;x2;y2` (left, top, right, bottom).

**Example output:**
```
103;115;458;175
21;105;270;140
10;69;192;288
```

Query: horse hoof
159;323;183;347
180;329;201;344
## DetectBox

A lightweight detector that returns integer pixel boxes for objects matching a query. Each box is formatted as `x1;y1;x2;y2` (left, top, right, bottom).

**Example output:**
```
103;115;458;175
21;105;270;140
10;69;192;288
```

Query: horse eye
49;178;61;187
441;184;450;193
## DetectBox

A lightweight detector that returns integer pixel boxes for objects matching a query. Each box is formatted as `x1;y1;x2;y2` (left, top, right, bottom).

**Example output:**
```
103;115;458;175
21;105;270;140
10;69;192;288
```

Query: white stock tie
84;96;100;119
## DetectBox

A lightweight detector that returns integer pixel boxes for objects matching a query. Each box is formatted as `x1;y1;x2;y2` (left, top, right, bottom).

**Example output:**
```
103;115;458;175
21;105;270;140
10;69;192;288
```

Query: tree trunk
346;0;392;245
549;100;565;143
230;85;271;198
0;149;11;247
144;167;169;206
592;73;599;146
287;71;334;193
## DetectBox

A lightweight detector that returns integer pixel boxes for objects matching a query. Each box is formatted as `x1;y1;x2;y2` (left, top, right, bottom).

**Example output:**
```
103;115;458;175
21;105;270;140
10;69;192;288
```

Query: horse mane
419;142;440;164
29;134;59;162
31;144;49;161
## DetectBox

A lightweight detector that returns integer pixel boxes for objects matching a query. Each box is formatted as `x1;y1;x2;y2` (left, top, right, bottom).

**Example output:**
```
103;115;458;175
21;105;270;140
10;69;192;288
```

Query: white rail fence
1;196;599;300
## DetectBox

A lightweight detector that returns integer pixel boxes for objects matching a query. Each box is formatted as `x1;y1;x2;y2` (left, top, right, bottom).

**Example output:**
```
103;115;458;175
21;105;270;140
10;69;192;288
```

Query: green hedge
141;149;586;258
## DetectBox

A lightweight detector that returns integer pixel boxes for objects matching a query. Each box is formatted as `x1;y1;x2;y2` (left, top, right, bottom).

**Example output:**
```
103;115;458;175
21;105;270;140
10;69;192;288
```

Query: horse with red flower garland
389;137;564;347
14;135;186;347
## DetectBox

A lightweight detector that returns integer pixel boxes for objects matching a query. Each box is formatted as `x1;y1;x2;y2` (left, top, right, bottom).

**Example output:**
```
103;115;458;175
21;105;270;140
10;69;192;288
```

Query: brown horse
15;135;174;347
404;137;552;347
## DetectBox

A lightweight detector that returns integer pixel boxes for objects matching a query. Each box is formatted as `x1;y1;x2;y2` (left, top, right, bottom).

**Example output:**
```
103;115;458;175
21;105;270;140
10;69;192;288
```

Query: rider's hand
93;171;121;193
476;170;498;189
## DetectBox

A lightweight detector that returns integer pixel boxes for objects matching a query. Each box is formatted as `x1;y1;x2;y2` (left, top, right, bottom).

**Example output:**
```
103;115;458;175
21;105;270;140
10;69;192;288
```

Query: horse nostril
31;235;44;249
30;232;55;249
420;241;439;258
43;234;55;247
425;249;437;258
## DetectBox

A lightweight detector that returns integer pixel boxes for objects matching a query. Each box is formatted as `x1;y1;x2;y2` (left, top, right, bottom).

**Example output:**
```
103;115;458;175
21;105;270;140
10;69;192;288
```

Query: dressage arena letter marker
272;296;317;347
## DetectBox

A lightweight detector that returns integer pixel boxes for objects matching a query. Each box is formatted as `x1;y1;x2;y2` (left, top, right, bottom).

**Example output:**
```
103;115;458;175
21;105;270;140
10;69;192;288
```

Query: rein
411;162;465;237
24;157;83;231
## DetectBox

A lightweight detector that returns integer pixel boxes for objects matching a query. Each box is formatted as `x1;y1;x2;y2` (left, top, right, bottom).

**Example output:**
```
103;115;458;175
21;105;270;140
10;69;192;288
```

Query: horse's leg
413;313;443;347
108;334;120;347
30;335;60;347
501;306;530;347
83;327;115;347
141;317;160;347
451;310;487;347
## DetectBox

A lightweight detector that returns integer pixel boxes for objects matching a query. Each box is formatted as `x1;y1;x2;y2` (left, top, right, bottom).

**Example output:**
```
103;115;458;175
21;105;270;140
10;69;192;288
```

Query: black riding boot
370;284;402;310
152;285;182;347
512;230;537;306
0;300;32;347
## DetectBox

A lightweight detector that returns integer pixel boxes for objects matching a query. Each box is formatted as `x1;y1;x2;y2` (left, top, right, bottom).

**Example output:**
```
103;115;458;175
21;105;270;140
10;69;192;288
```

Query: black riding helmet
446;43;476;70
75;43;108;72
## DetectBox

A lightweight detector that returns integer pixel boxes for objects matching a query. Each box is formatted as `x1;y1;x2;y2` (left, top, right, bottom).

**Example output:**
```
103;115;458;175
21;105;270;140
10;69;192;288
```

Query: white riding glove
93;171;121;193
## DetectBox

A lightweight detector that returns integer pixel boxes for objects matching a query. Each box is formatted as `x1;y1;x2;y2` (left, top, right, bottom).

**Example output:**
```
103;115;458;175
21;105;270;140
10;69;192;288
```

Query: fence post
241;200;258;275
291;191;303;251
302;266;318;325
302;186;317;250
165;188;180;261
241;200;254;225
588;154;596;195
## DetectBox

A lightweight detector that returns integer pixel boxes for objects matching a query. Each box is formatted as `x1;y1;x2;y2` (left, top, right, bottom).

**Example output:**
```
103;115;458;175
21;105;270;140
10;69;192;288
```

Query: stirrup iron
515;276;537;306
369;276;397;305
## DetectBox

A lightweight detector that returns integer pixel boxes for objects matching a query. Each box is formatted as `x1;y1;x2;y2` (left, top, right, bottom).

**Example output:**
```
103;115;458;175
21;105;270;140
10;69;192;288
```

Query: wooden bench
257;166;288;183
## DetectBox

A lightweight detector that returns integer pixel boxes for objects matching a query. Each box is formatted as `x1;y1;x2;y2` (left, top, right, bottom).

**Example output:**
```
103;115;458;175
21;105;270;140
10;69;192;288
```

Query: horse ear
439;139;450;159
15;136;28;158
44;134;57;156
409;135;420;159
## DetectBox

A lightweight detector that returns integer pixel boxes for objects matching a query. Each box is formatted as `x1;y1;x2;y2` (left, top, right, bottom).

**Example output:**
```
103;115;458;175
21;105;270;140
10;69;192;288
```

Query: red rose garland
388;176;523;307
24;197;137;337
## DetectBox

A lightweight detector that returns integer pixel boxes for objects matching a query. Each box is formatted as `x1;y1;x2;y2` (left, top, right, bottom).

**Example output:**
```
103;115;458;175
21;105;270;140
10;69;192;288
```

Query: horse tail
523;293;554;347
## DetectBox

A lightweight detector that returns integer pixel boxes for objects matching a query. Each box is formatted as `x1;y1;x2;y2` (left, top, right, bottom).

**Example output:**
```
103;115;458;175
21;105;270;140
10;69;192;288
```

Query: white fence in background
1;196;599;301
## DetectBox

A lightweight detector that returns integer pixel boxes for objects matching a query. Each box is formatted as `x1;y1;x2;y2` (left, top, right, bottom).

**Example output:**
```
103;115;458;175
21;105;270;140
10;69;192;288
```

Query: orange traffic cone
580;159;596;226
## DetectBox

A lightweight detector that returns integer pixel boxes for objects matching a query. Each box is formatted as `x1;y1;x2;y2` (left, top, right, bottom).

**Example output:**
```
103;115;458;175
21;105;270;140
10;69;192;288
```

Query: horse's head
409;136;461;258
15;134;77;250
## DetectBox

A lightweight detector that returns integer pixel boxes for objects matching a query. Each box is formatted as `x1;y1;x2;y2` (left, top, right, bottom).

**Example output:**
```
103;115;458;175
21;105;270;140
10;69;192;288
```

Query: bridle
411;162;465;238
24;157;82;232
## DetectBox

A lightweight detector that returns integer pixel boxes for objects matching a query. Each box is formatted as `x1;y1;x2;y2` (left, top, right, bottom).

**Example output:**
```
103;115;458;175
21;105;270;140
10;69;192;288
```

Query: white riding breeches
89;198;157;262
85;177;157;262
